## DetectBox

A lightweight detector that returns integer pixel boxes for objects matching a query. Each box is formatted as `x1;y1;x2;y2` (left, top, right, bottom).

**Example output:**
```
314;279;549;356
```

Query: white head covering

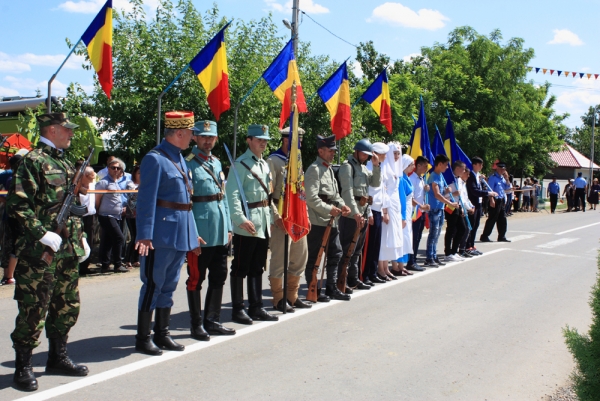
372;142;389;155
383;141;402;179
402;154;414;174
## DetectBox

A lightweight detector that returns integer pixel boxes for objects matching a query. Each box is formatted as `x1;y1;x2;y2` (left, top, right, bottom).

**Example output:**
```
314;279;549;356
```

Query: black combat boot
13;346;38;392
187;290;210;341
135;310;162;356
204;287;236;335
45;337;89;376
325;285;351;301
248;276;279;321
153;308;185;351
230;276;252;325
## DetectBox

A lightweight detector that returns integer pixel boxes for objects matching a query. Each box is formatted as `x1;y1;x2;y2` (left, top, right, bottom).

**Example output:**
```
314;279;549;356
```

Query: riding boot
269;277;284;307
204;286;236;335
230;276;252;325
287;275;312;309
46;336;89;376
135;310;162;355
153;308;185;351
248;276;279;321
186;290;210;341
13;346;38;392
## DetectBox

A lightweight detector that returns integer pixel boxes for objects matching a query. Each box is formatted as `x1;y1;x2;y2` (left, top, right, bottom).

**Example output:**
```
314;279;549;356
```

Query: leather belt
247;199;270;209
191;193;224;203
354;195;373;206
157;199;193;211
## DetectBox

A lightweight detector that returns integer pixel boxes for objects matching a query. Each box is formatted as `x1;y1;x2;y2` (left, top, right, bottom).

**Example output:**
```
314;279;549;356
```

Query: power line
300;11;358;49
532;81;600;93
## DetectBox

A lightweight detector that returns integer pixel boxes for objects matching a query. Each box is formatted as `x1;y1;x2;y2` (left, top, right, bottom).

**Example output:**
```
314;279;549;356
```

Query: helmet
354;139;373;155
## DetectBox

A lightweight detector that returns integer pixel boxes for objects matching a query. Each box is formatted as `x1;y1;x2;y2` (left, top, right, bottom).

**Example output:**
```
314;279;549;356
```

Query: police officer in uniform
226;124;278;324
337;139;381;293
266;127;312;313
8;113;91;391
184;120;235;339
304;135;351;301
135;111;202;356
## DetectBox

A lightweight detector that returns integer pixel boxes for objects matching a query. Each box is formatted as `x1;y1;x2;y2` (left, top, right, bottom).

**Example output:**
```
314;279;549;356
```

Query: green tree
566;105;600;179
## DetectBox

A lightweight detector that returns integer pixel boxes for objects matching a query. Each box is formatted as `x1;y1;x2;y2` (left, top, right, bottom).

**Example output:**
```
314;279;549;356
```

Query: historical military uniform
225;124;278;324
8;113;90;391
304;135;348;301
338;139;381;291
135;111;200;355
184;120;235;339
266;127;311;312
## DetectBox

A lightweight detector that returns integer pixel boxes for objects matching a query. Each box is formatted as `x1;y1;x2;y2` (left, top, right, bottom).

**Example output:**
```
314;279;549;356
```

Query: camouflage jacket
7;143;85;260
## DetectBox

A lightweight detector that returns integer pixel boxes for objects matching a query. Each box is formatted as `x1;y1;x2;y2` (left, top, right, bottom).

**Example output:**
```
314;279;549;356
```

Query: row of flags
527;66;600;80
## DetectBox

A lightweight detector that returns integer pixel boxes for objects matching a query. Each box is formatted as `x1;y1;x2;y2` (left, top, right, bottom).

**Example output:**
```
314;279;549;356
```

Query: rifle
337;223;362;294
306;216;334;303
41;147;95;266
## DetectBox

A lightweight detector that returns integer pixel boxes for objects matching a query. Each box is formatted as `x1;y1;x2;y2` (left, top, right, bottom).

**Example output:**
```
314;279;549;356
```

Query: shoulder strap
240;160;270;196
155;148;192;195
193;155;224;194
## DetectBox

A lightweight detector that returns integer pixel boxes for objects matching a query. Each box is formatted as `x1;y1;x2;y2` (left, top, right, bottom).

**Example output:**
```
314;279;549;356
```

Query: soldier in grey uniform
304;135;351;301
184;120;235;340
266;127;312;313
225;125;278;324
337;139;381;292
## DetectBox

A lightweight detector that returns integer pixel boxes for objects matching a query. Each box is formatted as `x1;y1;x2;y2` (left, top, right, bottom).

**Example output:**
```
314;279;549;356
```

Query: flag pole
47;39;82;113
156;65;190;145
233;76;262;159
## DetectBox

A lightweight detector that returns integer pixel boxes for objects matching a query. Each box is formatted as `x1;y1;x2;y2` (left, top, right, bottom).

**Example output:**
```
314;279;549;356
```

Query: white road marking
510;230;552;235
505;234;536;242
536;238;579;249
14;250;509;401
519;249;595;261
555;222;600;236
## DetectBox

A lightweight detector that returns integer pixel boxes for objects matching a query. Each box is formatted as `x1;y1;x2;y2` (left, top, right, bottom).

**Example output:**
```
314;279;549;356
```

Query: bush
564;251;600;401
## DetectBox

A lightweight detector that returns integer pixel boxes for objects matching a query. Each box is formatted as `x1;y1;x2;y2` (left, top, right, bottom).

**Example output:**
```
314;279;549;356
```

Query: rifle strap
154;149;192;195
240;160;270;197
193;155;224;194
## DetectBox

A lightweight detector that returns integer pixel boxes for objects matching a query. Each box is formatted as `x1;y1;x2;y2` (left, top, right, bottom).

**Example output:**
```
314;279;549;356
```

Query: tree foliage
566;105;600;179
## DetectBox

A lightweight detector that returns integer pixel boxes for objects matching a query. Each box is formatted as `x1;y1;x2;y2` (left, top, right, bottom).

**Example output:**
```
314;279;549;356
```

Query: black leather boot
153;308;185;351
293;297;313;309
187;290;210;341
248;276;278;321
45;337;89;376
135;310;162;356
230;276;252;325
325;285;351;301
204;287;236;335
13;346;38;391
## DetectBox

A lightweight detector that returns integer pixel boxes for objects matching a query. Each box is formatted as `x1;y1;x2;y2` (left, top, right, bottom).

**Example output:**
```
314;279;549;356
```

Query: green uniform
338;154;381;216
8;143;85;349
304;156;345;227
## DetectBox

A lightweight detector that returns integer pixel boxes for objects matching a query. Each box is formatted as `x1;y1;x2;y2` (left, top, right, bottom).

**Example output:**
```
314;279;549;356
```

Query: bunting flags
81;0;113;98
262;40;307;129
360;69;392;133
189;23;231;121
407;96;434;169
528;66;599;79
317;62;351;140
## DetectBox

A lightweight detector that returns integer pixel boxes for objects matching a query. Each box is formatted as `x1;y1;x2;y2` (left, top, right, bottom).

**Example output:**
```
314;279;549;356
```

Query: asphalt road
0;210;598;400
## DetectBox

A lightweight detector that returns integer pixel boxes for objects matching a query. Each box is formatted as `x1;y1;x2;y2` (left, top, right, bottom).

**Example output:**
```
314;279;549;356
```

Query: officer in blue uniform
134;111;203;356
480;161;512;242
184;120;235;340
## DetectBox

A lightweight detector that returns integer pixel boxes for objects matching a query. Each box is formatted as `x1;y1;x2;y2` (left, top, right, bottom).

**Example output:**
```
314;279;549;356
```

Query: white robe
379;170;403;261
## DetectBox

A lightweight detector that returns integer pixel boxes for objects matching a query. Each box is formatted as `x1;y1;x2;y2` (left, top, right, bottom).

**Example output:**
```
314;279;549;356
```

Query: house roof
549;143;600;169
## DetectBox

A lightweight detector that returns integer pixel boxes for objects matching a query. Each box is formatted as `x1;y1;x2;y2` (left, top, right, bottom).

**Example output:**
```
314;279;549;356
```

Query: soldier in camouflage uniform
7;113;91;392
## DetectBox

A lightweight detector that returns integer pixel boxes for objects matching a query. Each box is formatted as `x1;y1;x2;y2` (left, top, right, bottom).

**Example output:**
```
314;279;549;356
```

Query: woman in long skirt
392;155;415;276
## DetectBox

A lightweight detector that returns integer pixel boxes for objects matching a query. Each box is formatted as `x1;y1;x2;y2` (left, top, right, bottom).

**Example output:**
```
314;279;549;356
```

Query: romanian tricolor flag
433;124;453;184
317;62;351;140
444;113;472;174
262;40;307;129
81;0;113;98
189;23;231;121
360;69;392;133
407;96;434;169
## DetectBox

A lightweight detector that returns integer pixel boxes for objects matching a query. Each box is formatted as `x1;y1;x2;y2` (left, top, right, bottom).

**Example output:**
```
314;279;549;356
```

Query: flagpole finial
435;124;439;131
419;94;423;102
446;109;450;118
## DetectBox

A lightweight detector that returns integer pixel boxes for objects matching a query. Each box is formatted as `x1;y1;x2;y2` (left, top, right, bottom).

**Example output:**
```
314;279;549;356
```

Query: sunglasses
110;166;122;171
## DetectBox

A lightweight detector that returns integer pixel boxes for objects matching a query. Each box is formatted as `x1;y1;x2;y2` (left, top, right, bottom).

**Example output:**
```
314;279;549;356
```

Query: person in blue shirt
547;176;560;214
573;172;588;212
480;161;513;242
424;154;458;267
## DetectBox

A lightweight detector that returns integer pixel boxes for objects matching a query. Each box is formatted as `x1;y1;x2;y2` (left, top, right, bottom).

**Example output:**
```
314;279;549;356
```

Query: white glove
79;238;91;263
39;231;62;253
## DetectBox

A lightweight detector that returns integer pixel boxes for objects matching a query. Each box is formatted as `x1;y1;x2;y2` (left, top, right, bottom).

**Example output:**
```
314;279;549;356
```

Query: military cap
317;135;337;150
247;124;271;140
36;112;79;129
496;161;507;168
194;120;217;137
165;111;201;132
280;126;305;139
372;142;389;154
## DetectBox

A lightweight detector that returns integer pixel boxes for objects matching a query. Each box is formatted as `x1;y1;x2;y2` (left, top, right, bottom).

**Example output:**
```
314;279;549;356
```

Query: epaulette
185;153;195;162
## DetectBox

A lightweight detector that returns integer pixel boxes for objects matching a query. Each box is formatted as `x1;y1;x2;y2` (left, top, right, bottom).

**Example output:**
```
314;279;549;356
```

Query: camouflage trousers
11;255;80;349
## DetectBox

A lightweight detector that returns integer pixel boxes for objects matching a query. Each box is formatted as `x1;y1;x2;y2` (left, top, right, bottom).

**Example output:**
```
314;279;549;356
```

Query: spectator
589;178;599;211
95;157;128;273
563;179;575;212
532;179;541;212
78;166;97;276
512;181;521;212
573;172;588;212
125;165;141;268
505;173;514;216
547;176;560;214
521;179;532;212
0;154;24;285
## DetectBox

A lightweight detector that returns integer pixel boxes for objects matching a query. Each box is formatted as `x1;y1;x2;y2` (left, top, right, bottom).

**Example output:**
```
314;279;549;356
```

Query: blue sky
1;0;599;129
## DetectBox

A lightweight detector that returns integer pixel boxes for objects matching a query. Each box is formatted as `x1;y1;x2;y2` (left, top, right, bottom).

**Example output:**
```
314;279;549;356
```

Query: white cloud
0;53;31;73
351;62;363;79
264;0;329;14
402;52;421;62
0;86;20;97
3;76;67;97
554;79;600;127
368;2;449;30
547;29;583;46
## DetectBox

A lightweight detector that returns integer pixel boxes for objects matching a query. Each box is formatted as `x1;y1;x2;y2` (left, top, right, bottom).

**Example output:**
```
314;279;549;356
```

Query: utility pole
291;0;300;55
590;106;597;182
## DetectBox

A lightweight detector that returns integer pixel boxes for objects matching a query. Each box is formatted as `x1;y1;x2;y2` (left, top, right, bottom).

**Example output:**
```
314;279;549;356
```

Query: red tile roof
550;143;599;169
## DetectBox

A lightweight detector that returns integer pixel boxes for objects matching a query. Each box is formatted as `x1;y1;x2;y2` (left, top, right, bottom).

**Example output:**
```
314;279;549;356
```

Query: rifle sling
155;149;192;195
240;160;271;199
193;155;224;195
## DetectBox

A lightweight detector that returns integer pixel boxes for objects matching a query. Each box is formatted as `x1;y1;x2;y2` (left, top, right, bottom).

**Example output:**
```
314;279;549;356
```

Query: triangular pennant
550;69;555;75
557;71;562;76
573;72;577;77
564;71;569;77
527;66;533;72
596;74;599;79
535;67;540;73
579;73;584;78
543;68;548;74
587;73;592;79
